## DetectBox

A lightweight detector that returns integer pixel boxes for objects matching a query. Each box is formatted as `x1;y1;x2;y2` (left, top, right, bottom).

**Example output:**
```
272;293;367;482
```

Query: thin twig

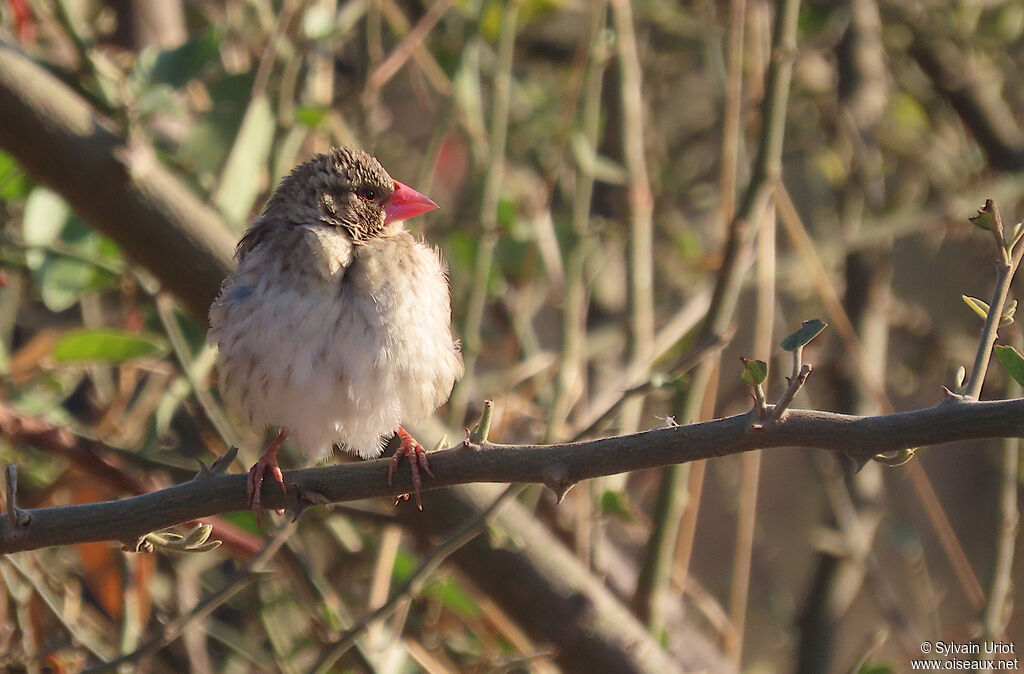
905;462;986;609
634;0;803;633
775;184;995;611
727;172;773;669
4;397;1024;554
980;429;1019;646
310;484;526;673
451;0;520;423
964;200;1024;399
85;522;297;672
718;0;748;226
376;0;453;95
978;329;1022;659
546;0;609;441
771;364;812;420
3;554;114;662
571;329;731;441
571;287;714;438
154;293;241;452
366;0;456;94
775;184;887;405
611;0;656;435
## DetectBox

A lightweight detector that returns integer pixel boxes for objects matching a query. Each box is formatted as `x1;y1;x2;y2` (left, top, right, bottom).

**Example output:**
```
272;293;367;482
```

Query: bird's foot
247;430;288;526
387;426;434;510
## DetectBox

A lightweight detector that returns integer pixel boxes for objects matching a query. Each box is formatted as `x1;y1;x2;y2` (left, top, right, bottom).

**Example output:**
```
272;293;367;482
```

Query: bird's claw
388;426;434;510
247;451;286;527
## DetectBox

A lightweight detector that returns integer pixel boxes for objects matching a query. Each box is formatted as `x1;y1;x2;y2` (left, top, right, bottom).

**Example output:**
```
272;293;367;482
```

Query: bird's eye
357;187;377;201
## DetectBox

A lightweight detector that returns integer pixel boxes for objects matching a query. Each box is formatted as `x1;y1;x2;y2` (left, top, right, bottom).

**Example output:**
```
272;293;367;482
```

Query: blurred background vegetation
0;0;1022;672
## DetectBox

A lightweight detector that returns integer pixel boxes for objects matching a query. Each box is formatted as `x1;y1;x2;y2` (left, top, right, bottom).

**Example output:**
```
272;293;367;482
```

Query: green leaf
391;548;417;582
135;84;181;120
180;74;256;176
218;510;262;535
780;319;828;351
599;490;633;522
446;231;476;273
570;132;628;185
969;206;997;232
37;258;97;312
294;105;328;130
1001;299;1017;326
740;358;768;386
954;365;966;390
0;151;29;200
146;30;222;88
962;295;990;321
423;577;481;618
496;198;517;231
1008;221;1024;250
888;92;928;140
212;95;276;227
53;330;168;364
995;345;1024;387
873;447;916;466
23;187;70;247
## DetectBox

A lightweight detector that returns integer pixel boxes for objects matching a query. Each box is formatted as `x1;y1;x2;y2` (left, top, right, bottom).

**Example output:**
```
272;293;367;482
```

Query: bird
209;146;464;516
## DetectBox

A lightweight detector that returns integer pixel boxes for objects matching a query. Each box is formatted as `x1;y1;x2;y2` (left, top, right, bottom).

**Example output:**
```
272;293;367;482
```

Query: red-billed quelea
209;147;463;515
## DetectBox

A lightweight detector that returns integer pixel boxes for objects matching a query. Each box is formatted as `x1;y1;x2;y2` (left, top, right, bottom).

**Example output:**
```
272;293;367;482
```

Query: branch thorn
469;399;495;445
5;464;29;527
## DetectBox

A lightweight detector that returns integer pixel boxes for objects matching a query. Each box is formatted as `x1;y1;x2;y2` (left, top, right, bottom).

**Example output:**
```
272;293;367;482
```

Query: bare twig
85;522;296;672
963;201;1024;400
634;0;802;633
310;484;526;673
365;0;455;94
979;333;1021;654
3;554;114;663
546;1;609;441
718;0;748;226
451;0;519;422
909;32;1024;172
4;464;28;527
775;184;887;405
980;437;1019;646
771;364;812;421
2;397;1024;554
571;329;731;441
0;402;261;555
905;462;986;609
727;167;773;669
376;0;453;95
611;0;655;435
154;293;240;451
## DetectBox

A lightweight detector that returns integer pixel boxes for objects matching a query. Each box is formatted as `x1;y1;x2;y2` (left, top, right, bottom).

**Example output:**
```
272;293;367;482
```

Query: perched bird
209;147;464;514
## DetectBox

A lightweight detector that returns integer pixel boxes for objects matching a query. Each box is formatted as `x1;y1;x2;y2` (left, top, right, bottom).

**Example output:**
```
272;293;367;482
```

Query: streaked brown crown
262;147;397;241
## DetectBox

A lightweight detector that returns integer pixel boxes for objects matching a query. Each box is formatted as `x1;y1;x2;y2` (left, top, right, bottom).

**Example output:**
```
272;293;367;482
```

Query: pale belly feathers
210;225;462;460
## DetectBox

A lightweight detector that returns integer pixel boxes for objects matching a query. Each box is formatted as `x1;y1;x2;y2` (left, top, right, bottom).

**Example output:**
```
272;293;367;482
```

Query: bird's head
263;147;438;241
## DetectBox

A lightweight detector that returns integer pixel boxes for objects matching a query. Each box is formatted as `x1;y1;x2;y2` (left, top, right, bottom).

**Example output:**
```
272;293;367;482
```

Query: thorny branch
3;397;1024;554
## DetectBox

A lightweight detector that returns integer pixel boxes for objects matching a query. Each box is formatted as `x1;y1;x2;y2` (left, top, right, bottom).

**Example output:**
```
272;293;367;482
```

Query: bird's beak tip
385;180;438;224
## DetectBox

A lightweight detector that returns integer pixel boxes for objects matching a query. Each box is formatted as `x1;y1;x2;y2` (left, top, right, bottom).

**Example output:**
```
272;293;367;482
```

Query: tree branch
0;38;236;320
909;34;1024;172
3;397;1023;554
0;33;696;672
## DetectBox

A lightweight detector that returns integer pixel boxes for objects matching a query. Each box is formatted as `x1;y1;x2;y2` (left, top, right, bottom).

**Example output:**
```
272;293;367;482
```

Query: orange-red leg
387;426;434;510
247;429;287;524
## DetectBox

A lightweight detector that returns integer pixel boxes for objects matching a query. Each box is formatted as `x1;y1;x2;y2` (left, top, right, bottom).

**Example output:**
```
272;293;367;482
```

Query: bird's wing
210;221;358;336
